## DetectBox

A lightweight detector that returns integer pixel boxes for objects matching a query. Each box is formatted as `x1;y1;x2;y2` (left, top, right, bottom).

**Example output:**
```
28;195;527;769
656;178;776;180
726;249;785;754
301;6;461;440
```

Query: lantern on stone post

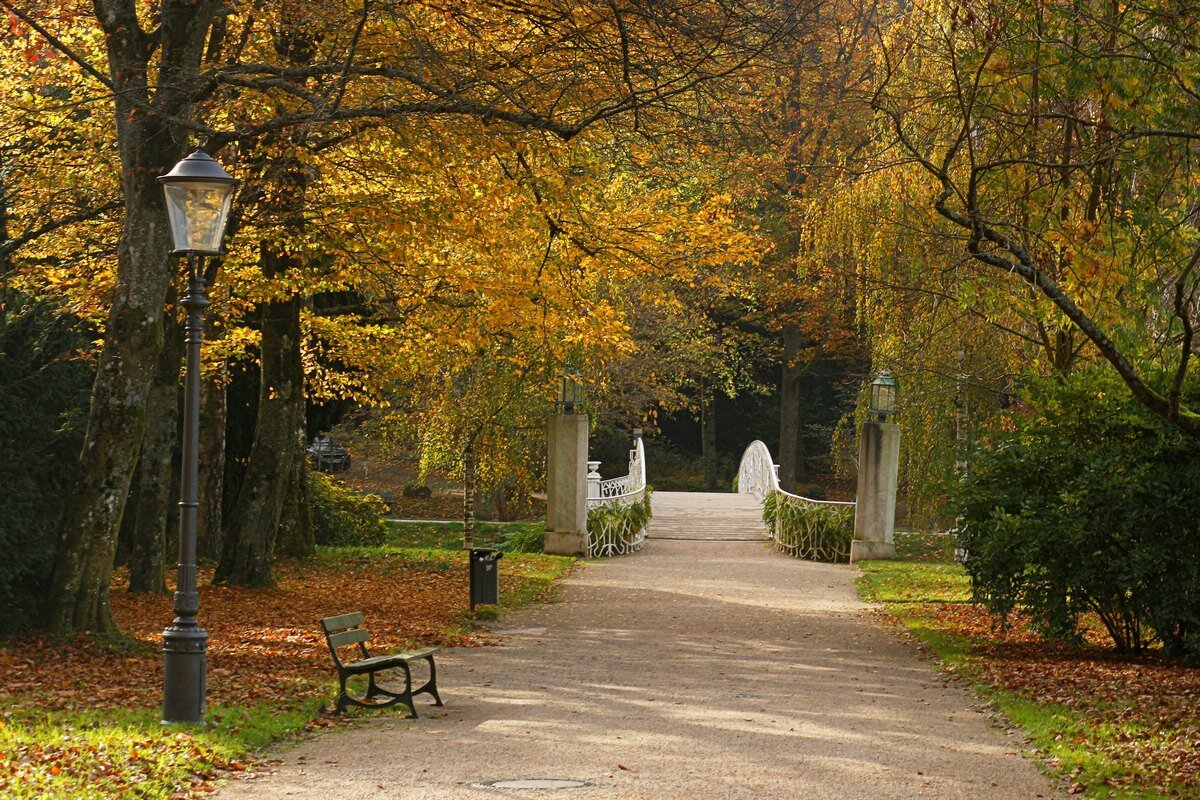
559;362;584;413
869;369;898;422
852;368;900;563
546;362;588;555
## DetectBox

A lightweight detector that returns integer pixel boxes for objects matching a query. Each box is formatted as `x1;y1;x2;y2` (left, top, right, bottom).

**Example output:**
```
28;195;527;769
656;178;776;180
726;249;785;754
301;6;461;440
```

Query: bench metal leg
412;654;442;707
336;663;417;718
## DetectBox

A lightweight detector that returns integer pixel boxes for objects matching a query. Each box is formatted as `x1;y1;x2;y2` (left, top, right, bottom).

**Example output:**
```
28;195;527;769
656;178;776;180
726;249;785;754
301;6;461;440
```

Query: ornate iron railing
736;440;856;562
585;436;650;557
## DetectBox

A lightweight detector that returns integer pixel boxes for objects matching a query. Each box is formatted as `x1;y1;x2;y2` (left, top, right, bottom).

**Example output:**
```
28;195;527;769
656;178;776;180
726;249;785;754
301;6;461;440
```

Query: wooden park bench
319;612;442;718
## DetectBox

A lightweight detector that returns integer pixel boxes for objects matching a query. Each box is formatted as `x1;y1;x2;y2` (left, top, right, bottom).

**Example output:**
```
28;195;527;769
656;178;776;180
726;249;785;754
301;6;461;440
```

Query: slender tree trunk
218;16;317;568
954;348;968;476
42;2;219;634
276;290;312;558
700;382;718;489
124;312;183;594
1;166;9;332
778;327;807;490
197;360;227;561
463;439;477;550
215;284;304;586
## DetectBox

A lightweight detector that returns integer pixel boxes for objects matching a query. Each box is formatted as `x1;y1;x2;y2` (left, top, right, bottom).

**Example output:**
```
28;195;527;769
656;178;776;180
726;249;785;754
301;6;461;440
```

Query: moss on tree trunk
124;312;183;595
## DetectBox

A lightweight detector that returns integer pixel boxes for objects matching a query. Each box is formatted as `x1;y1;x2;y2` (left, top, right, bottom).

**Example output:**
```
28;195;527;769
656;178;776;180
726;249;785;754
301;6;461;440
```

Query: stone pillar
850;420;900;563
544;413;589;556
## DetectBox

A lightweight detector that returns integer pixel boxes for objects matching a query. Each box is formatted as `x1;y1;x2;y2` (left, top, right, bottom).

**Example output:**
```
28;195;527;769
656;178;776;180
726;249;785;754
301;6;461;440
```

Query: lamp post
157;149;237;724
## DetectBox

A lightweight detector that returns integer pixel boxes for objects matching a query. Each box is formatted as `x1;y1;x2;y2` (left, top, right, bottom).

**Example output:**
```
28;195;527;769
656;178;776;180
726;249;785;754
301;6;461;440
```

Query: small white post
587;461;602;499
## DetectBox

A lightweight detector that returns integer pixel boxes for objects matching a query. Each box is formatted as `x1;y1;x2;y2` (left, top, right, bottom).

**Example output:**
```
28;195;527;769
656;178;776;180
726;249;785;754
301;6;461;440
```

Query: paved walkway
648;491;765;541
217;497;1060;799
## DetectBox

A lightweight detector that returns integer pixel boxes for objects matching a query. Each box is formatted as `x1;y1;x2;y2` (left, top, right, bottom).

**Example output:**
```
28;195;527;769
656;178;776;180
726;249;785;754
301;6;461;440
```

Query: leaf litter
0;552;563;798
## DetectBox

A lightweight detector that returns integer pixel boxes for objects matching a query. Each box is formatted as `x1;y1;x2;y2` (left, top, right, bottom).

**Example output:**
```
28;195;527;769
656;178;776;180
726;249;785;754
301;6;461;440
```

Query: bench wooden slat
320;611;365;633
397;647;438;660
327;628;370;649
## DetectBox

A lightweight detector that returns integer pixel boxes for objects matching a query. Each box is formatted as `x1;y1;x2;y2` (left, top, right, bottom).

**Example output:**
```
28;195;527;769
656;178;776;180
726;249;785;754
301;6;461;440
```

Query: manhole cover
476;779;591;790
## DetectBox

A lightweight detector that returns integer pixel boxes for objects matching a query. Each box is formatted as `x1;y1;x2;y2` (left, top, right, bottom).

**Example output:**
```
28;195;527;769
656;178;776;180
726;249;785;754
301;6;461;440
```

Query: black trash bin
469;548;503;610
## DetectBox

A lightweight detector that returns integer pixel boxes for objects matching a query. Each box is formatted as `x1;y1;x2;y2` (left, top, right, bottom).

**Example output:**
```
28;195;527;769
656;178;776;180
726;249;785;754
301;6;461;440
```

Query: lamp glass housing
559;364;583;413
162;181;235;254
158;150;237;255
869;370;898;422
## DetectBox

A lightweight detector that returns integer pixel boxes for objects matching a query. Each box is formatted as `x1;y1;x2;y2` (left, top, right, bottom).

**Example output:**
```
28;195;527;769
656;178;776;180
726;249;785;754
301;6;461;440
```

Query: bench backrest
320;612;372;667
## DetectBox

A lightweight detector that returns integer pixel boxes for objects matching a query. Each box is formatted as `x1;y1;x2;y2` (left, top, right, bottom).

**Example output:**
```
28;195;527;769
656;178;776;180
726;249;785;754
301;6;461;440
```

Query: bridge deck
648;490;766;541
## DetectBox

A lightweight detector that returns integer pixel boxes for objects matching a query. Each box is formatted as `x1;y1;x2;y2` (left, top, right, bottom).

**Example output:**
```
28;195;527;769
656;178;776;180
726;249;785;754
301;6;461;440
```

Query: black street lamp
869;369;898;423
157;149;237;724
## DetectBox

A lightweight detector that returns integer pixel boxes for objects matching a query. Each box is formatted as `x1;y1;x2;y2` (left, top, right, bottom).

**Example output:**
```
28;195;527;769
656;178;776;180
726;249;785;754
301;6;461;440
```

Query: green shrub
496;523;545;554
308;473;389;547
955;372;1200;658
0;298;93;633
762;490;853;562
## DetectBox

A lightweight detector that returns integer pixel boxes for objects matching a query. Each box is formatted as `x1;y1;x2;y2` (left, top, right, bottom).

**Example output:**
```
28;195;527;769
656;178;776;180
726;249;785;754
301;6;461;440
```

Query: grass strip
856;560;1178;800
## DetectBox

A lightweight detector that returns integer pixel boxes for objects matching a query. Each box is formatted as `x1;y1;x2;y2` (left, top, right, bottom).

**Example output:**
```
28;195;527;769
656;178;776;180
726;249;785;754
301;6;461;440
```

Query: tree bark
215;282;305;586
700;382;718;490
124;312;183;594
777;327;807;490
463;439;477;550
275;439;312;558
42;2;220;633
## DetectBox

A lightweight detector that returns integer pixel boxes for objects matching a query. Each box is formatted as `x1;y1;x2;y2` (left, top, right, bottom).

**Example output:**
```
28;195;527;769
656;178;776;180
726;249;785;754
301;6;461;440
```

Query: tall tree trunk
215;295;303;586
1;166;9;331
276;291;311;558
275;442;312;557
463;438;477;550
219;18;318;570
42;2;219;634
124;312;183;594
954;348;968;476
215;279;305;586
777;327;807;490
700;382;718;490
197;359;227;561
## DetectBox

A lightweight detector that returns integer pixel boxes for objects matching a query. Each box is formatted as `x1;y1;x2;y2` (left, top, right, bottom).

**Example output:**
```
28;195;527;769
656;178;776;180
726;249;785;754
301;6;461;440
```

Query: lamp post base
162;626;208;724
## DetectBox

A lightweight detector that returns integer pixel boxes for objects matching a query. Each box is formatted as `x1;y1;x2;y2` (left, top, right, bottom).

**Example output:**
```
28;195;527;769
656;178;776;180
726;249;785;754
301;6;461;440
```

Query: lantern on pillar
559;363;583;413
869;369;898;422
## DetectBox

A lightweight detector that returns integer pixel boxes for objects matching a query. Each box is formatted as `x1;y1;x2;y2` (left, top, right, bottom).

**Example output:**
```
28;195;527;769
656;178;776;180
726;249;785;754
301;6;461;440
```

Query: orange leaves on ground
1;555;505;716
0;552;554;797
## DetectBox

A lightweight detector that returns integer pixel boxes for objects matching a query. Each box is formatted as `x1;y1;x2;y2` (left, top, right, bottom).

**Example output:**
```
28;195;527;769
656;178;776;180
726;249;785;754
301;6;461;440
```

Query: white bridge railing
737;440;856;561
586;435;649;557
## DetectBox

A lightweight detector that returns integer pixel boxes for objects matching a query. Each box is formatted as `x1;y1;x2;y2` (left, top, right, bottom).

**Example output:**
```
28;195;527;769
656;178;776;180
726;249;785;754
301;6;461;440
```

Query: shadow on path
216;540;1061;800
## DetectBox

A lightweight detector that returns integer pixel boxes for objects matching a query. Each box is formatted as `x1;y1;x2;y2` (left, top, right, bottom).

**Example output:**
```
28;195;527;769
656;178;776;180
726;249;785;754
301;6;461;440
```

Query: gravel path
215;538;1061;799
